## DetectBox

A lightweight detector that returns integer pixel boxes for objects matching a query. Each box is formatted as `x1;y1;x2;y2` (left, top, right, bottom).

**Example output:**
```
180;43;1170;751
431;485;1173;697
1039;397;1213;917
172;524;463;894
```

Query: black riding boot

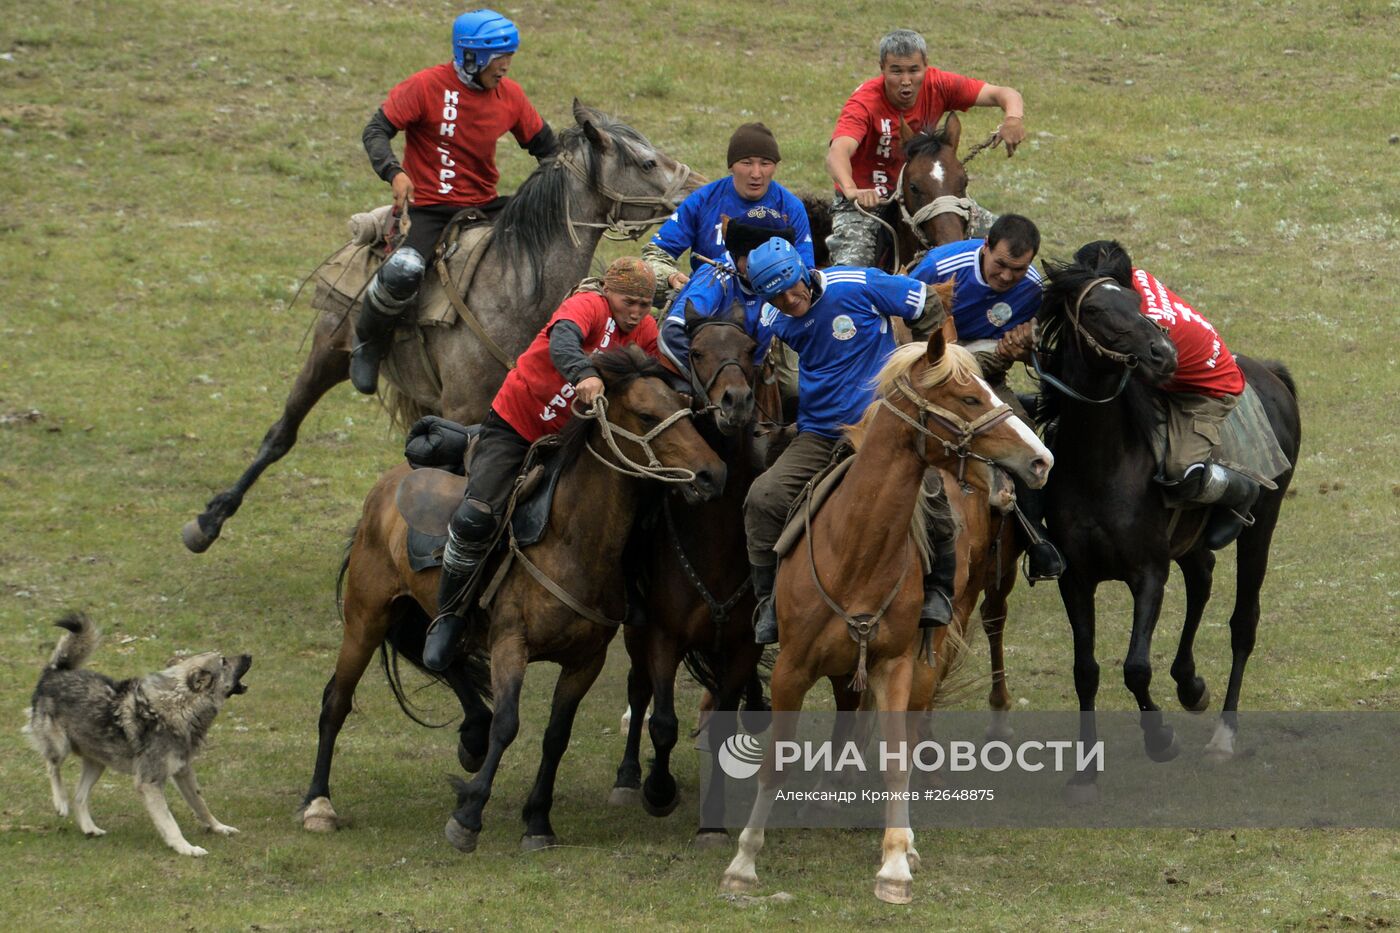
424;501;496;672
1201;469;1260;550
350;247;425;395
750;561;778;646
920;530;956;627
1013;475;1065;583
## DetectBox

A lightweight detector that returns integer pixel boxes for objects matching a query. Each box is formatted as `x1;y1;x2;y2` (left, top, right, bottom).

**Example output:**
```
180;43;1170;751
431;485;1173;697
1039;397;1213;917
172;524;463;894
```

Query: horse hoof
608;786;640;807
874;877;913;905
720;872;757;895
444;816;478;853
740;708;772;735
1063;781;1100;806
642;790;680;818
984;719;1015;743
1146;729;1180;763
458;743;485;774
181;518;216;554
1203;742;1235;763
520;834;557;852
300;796;340;833
693;830;730;850
1182;684;1211;714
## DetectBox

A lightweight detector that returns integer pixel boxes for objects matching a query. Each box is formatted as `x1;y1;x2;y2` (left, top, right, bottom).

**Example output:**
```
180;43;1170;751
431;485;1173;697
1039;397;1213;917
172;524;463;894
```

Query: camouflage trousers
825;193;998;268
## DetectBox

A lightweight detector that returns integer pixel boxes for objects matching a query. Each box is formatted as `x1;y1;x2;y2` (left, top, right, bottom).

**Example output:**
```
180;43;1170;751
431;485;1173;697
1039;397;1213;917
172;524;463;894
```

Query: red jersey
492;293;661;442
1131;269;1244;397
381;64;544;207
831;69;985;197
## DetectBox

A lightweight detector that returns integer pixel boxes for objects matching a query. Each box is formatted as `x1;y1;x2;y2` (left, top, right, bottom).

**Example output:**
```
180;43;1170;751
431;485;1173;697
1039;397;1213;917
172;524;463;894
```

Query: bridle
895;159;972;251
1032;277;1141;404
685;318;753;419
879;374;1014;491
554;149;697;247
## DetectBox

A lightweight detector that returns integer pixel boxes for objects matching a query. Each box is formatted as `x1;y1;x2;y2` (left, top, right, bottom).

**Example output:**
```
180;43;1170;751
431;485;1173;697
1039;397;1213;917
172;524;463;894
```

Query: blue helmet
452;9;520;71
747;236;807;299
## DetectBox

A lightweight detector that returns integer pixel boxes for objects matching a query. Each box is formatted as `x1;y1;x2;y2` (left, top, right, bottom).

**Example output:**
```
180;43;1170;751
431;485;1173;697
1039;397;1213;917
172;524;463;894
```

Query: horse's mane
903;125;952;161
554;345;673;470
494;108;653;296
843;341;980;450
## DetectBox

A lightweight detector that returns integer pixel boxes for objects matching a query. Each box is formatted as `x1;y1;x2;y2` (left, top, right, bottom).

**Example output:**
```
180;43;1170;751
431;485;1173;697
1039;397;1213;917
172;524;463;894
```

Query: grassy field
2;0;1398;928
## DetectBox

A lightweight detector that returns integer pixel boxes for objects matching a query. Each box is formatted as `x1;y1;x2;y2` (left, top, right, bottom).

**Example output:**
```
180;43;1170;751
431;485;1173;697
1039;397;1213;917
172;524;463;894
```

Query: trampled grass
2;0;1397;929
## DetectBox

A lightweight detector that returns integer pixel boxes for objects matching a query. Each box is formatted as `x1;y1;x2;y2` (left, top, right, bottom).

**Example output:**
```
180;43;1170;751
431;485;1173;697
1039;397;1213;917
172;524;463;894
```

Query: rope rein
573;396;698;484
1032;277;1138;404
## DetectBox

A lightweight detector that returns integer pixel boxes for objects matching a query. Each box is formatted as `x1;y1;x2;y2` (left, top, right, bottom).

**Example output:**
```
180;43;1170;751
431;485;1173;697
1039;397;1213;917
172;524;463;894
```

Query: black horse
1036;254;1301;791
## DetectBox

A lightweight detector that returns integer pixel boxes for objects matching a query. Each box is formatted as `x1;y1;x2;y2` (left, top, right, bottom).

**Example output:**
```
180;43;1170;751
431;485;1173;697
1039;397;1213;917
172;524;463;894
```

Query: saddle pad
394;448;570;572
1150;382;1292;488
773;456;856;560
418;224;494;328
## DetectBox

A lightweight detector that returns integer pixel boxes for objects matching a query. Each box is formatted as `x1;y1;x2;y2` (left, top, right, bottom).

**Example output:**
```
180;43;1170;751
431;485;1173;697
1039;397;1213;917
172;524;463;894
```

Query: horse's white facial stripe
929;162;945;184
972;374;1052;463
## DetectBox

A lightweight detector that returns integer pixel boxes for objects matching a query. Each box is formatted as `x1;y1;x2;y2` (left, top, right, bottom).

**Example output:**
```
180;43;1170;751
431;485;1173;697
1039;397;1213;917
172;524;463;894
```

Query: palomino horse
720;335;1053;905
1036;257;1300;788
183;101;699;554
297;347;725;845
608;305;768;844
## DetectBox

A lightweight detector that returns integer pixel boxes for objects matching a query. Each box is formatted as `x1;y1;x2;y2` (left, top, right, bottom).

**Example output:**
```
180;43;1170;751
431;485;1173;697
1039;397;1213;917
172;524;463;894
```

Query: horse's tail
334;524;358;622
382;384;433;436
680;646;723;695
1261;360;1299;401
929;619;978;709
378;601;494;729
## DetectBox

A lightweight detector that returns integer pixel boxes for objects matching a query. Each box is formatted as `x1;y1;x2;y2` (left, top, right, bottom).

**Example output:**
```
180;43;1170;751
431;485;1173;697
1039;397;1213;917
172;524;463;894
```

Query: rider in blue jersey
643;123;814;303
741;238;958;645
657;206;796;375
908;214;1063;581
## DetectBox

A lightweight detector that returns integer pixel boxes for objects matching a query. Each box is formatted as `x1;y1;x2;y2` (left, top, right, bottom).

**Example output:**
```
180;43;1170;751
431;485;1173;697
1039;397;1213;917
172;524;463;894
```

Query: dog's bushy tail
48;612;98;671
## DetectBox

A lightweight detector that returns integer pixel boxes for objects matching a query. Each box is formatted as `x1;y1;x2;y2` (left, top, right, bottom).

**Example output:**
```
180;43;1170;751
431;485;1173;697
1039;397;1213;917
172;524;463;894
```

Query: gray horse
183;101;700;553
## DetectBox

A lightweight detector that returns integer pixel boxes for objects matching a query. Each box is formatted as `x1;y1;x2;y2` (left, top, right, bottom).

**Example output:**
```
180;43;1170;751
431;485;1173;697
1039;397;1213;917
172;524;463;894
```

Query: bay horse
297;347;726;848
1036;256;1300;790
720;334;1053;905
607;304;767;844
183;101;700;554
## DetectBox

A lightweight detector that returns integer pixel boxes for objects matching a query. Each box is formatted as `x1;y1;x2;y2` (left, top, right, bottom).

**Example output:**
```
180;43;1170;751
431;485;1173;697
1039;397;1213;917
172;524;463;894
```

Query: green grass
2;0;1398;929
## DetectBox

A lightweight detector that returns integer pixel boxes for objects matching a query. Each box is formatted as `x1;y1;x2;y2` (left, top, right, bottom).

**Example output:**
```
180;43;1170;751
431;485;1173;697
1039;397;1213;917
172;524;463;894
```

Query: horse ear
942;112;962;152
582;118;609;152
571;98;589;125
898;117;915;147
683;300;702;329
719;213;731;242
727;300;747;329
925;327;947;366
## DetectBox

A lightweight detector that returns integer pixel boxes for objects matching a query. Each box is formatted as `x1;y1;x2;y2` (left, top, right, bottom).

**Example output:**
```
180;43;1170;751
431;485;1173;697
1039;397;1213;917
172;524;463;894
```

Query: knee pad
369;247;426;309
447;499;497;542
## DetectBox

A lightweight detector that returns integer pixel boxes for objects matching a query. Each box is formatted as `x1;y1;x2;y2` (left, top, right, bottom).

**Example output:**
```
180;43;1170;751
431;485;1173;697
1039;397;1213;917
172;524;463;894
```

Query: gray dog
24;612;252;856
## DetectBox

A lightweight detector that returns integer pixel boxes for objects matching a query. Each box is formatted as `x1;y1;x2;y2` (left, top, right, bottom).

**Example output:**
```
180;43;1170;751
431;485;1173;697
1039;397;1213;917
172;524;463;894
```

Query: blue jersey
658;256;774;373
762;267;929;437
909;239;1043;342
650;178;815;272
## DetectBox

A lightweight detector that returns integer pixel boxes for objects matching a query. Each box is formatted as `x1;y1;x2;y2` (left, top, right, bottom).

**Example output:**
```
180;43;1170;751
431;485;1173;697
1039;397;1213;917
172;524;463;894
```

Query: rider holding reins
352;9;561;396
825;28;1026;268
423;258;660;671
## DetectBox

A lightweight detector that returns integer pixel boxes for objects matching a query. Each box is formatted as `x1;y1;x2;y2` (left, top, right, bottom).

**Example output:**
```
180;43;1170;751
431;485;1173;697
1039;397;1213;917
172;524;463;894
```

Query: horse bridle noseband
554;149;697;247
1032;276;1140;404
880;375;1014;490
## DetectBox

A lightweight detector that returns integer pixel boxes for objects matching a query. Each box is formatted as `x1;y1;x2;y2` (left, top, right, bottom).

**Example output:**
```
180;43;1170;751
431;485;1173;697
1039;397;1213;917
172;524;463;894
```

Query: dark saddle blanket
396;420;565;572
1151;382;1292;488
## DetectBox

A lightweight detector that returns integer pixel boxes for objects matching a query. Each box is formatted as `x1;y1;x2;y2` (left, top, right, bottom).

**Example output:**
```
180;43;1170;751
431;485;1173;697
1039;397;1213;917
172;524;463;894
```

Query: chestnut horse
297;348;726;849
720;335;1054;905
